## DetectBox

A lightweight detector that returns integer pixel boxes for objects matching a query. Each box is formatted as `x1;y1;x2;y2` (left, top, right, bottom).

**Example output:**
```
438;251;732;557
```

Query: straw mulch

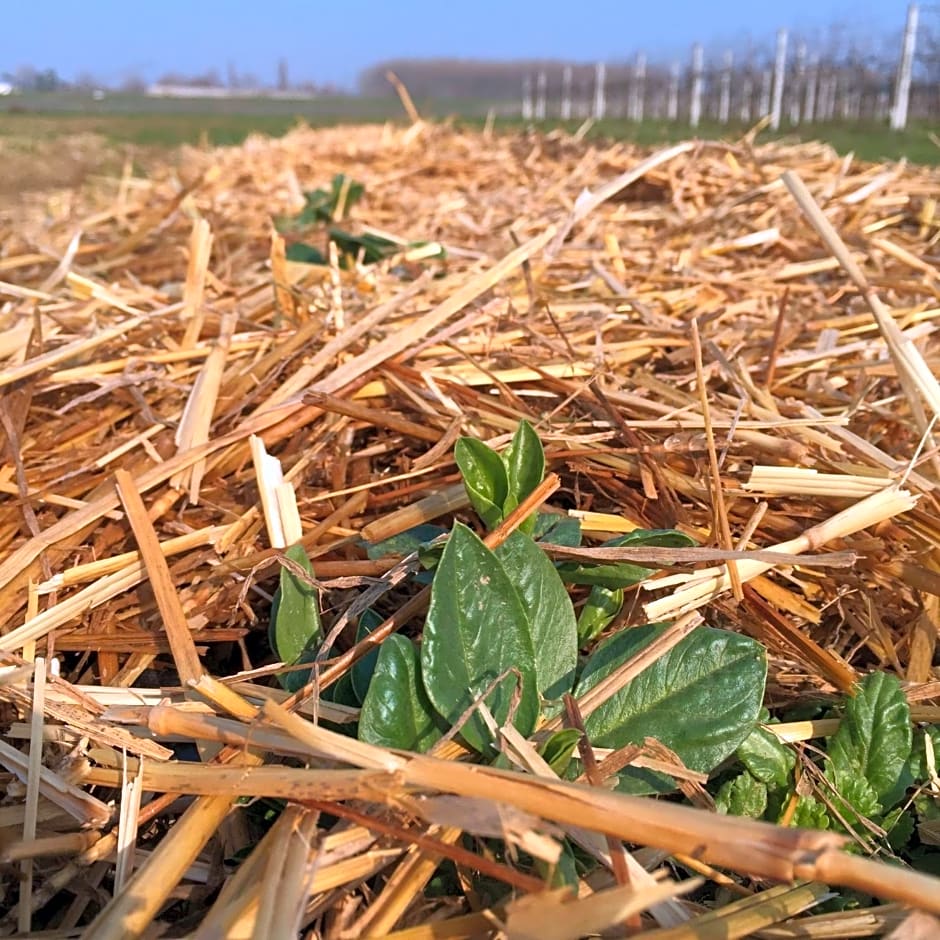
1;118;939;938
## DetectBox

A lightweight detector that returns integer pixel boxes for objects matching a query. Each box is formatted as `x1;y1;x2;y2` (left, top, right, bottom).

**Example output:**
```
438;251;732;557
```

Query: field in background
1;93;937;198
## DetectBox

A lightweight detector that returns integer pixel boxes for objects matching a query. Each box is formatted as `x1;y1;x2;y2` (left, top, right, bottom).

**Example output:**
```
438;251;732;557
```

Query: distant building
147;83;241;98
146;83;316;100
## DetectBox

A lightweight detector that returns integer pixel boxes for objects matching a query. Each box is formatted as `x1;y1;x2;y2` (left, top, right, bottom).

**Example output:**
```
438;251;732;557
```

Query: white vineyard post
719;51;733;124
667;61;680;121
759;69;771;116
770;28;788;130
790;42;806;124
819;73;831;121
593;61;607;119
630;52;646;122
890;2;918;130
740;73;753;122
522;74;533;120
535;70;547;120
840;73;851;119
690;43;704;128
561;65;572;119
803;55;818;123
821;73;835;121
828;74;839;121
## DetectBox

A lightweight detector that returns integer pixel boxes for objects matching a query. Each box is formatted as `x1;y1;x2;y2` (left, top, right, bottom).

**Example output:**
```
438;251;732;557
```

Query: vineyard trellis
512;3;933;130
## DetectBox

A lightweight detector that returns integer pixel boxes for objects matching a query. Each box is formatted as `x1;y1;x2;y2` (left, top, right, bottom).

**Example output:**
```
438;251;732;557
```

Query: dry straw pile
1;116;939;937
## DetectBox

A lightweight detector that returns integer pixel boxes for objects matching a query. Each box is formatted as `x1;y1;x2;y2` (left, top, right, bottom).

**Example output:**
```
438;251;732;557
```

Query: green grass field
1;92;936;200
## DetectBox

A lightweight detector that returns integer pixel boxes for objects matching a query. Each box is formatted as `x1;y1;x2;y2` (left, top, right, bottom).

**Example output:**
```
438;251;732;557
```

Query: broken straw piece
250;435;287;549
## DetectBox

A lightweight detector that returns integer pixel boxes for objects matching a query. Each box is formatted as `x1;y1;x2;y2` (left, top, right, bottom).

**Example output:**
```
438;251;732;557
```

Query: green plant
277;174;365;230
716;672;933;859
266;418;940;895
354;420;767;798
274;173;445;268
454;420;544;533
269;543;322;692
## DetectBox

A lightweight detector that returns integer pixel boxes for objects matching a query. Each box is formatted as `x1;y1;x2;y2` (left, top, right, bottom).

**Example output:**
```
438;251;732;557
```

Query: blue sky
2;0;908;90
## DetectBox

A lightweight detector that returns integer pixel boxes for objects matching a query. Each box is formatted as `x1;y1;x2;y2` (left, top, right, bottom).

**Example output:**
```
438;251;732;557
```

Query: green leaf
285;242;327;265
422;524;539;753
534;512;582;547
270;543;321;673
737;725;795;790
329;227;398;265
715;772;768;818
792;795;831;830
351;609;385;704
538;729;583;777
828;672;913;810
324;670;360;709
557;529;697;589
541;839;580;889
913;790;940;828
494;531;577;703
909;725;940;784
827;771;882;832
557;561;652;590
882;806;916;851
577;585;624;646
575;624;766;794
501;420;544;533
365;524;448;560
454;438;509;530
610;528;699;549
328;174;365;219
359;635;442;752
276;175;365;232
909;847;940;876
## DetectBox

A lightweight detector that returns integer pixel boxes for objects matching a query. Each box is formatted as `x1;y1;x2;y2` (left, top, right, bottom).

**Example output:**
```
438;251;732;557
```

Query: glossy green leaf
610;528;699;549
534;513;582;547
270;544;321;689
715;772;768;818
828;672;913;810
422;524;539;753
737;725;795;790
557;529;698;589
351;609;385;704
538;729;583;777
359;635;442;752
285;242;327;265
494;531;577;703
557;561;653;589
326;670;360;709
575;624;766;794
502;420;544;533
454;438;509;530
577;585;624;646
365;524;448;560
329;228;398;265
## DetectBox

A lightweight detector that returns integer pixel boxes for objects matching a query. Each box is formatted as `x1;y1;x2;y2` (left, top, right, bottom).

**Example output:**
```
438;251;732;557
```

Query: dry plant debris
0;119;939;937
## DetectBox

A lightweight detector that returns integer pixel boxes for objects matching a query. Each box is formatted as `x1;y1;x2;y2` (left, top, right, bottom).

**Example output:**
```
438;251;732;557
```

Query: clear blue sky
2;0;909;90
